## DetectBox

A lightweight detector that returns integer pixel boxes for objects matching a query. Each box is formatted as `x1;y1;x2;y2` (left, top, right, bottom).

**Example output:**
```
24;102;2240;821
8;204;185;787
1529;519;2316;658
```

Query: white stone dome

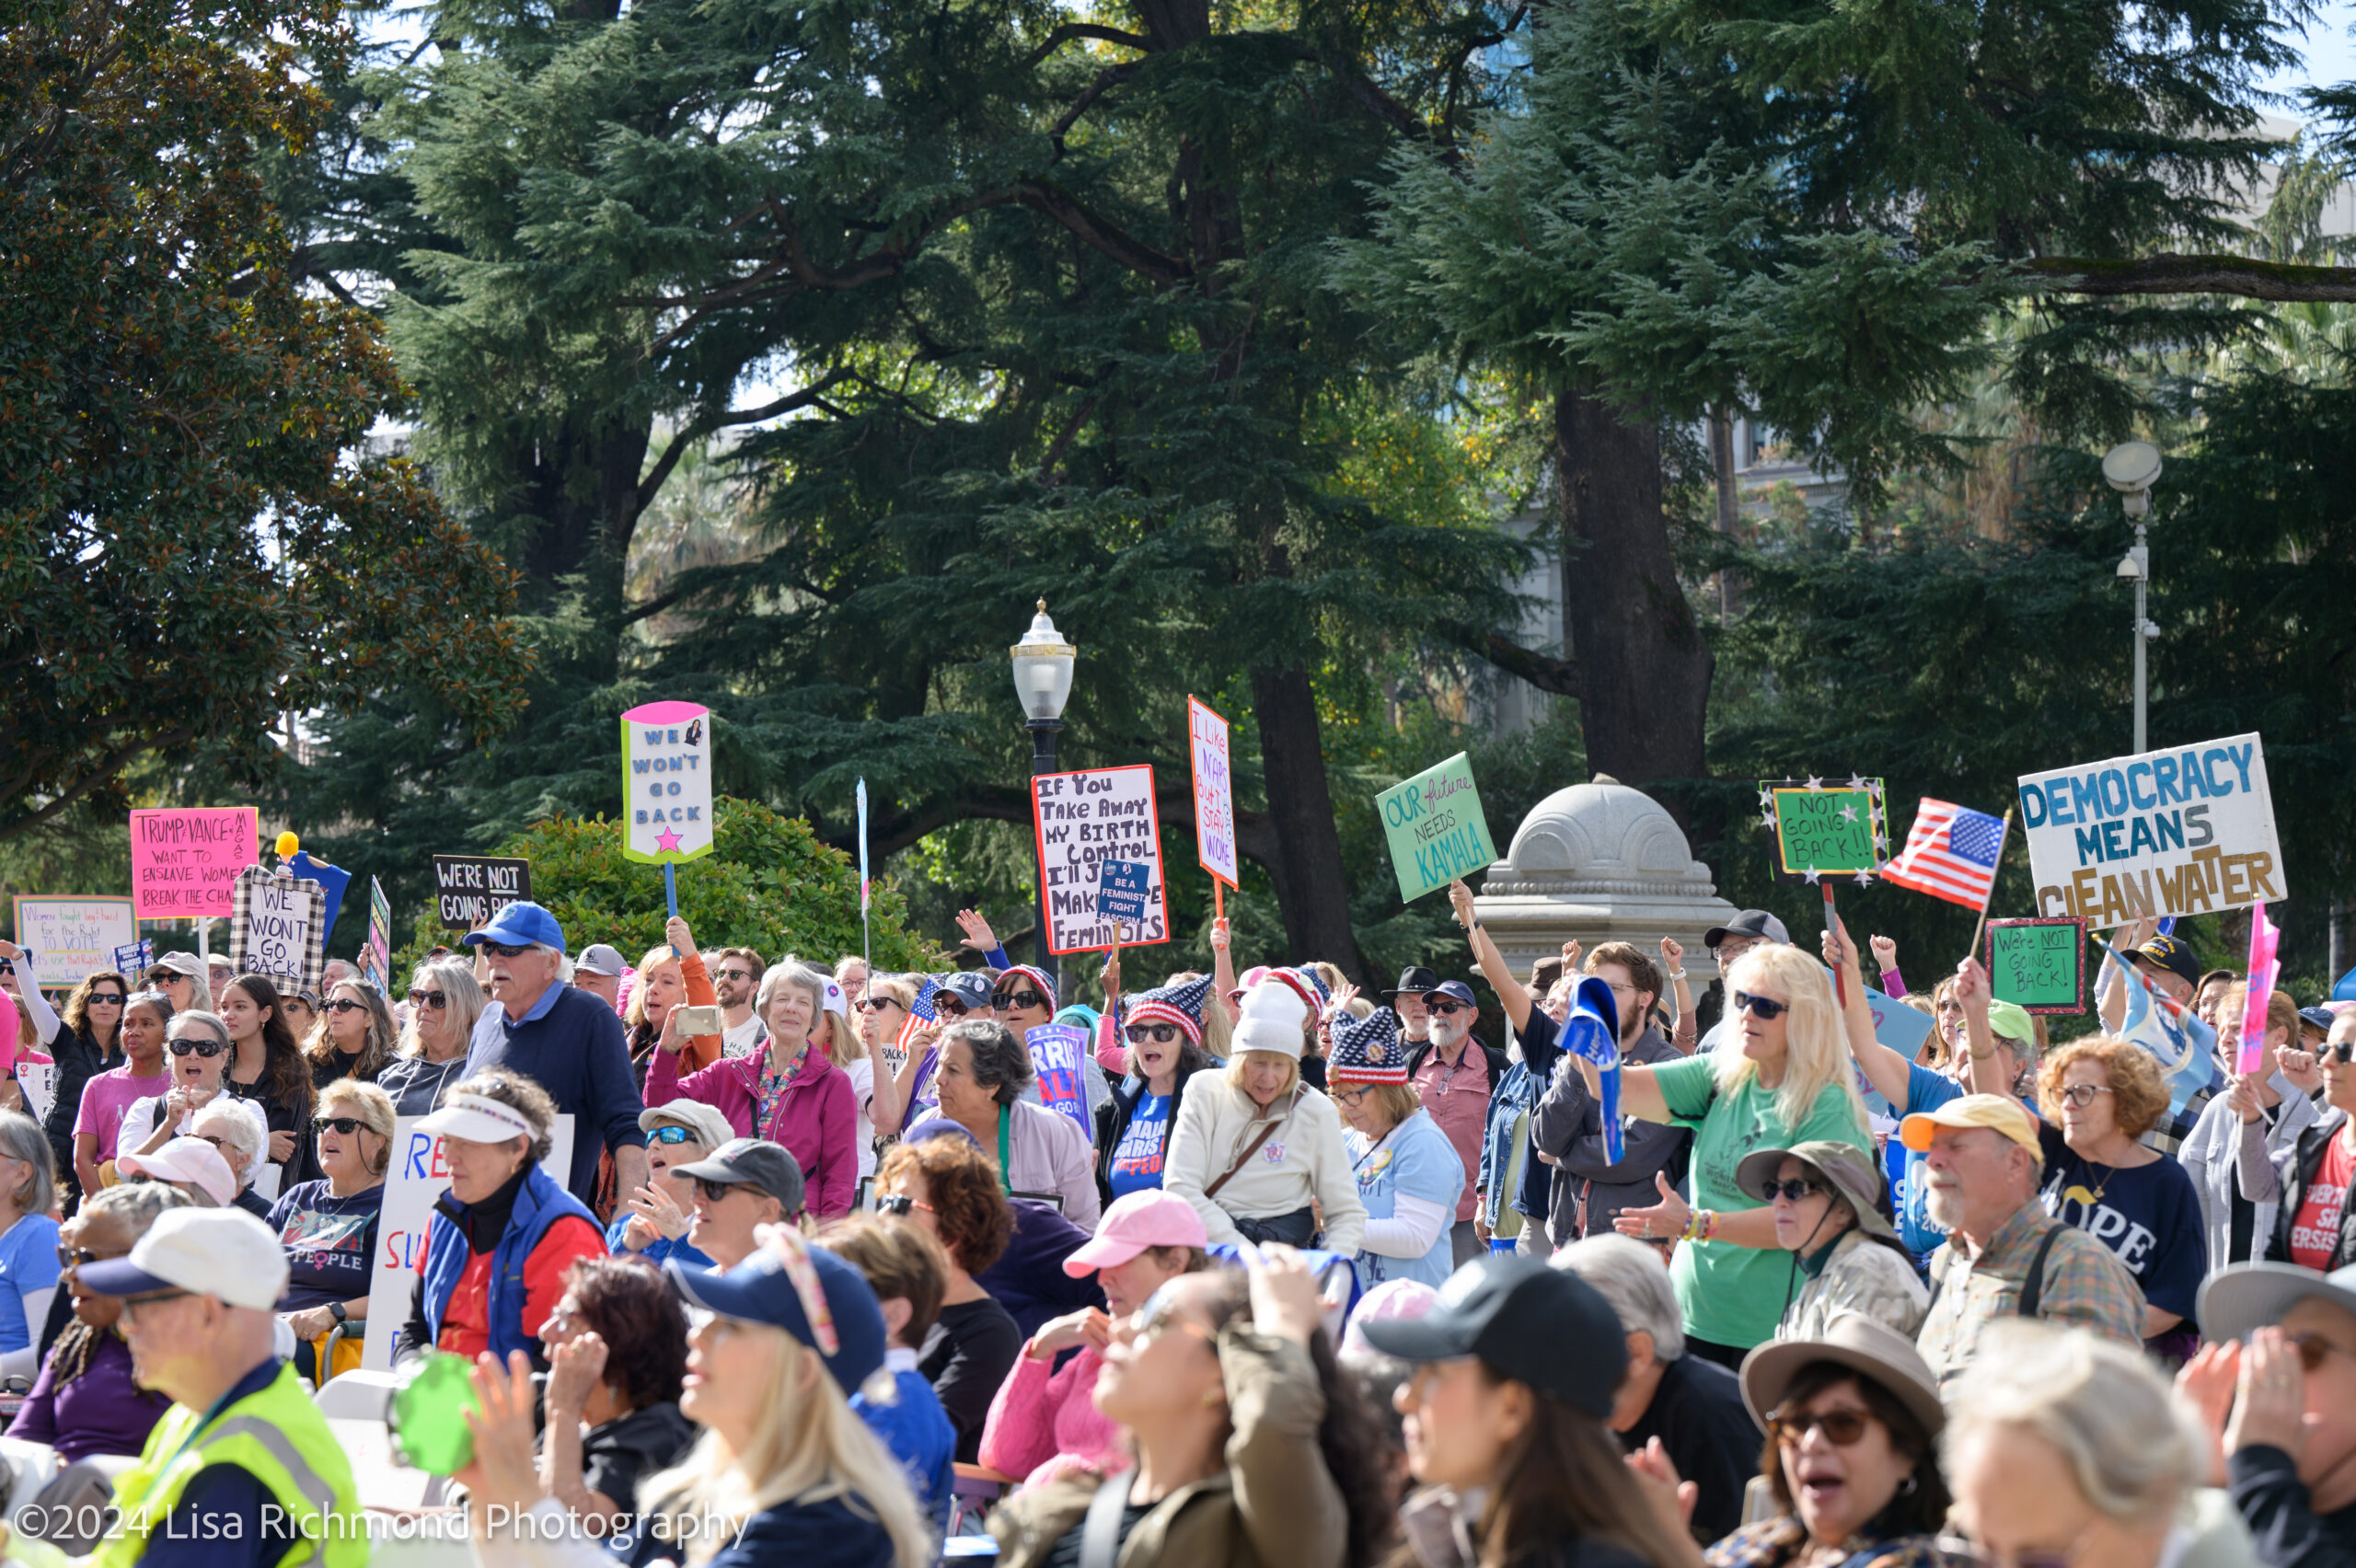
1485;775;1717;898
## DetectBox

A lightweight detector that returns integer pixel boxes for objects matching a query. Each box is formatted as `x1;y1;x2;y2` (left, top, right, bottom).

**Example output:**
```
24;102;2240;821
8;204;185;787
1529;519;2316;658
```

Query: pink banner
2240;901;2281;1076
129;808;259;919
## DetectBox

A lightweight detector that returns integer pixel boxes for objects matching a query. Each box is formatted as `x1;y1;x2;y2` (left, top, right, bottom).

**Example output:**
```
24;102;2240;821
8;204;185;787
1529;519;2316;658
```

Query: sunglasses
55;1244;103;1270
167;1038;225;1057
2327;1040;2356;1066
1133;1285;1214;1344
2292;1331;2354;1373
1734;991;1790;1020
714;968;755;983
855;997;901;1015
480;942;535;958
1762;1179;1826;1202
1126;1023;1181;1045
407;989;447;1009
695;1178;746;1205
311;1116;369;1136
1766;1406;1876;1447
933;997;970;1017
994;989;1047;1011
88;993;125;1007
876;1193;934;1216
324;998;369;1016
649;1124;699;1145
2056;1084;2115;1109
1426;999;1472;1017
121;1288;191;1320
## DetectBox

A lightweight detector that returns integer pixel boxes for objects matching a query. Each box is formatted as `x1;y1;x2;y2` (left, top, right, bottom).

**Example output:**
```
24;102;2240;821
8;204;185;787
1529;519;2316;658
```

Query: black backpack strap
1080;1470;1137;1568
2017;1224;2069;1320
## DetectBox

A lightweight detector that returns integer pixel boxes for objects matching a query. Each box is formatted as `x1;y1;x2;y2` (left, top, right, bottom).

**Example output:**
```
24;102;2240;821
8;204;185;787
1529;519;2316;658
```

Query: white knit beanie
1230;978;1311;1060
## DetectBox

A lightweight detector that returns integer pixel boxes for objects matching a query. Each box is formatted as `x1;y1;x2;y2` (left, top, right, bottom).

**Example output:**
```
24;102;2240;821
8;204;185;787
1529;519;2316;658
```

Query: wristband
1666;970;1687;982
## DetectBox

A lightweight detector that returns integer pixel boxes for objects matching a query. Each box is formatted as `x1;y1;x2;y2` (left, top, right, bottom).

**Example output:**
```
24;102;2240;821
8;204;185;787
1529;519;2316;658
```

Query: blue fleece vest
419;1161;596;1362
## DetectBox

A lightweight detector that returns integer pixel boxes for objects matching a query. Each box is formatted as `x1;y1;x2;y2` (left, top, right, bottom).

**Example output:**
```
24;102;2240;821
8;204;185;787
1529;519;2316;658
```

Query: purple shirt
70;1064;173;1164
7;1327;172;1461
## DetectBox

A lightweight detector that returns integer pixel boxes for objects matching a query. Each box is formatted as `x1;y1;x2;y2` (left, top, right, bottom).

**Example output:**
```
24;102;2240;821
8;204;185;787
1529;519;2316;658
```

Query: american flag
897;974;941;1042
1883;798;2008;910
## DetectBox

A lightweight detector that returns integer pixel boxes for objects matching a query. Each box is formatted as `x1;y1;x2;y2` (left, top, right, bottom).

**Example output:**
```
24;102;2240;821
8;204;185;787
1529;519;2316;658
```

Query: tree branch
1015;179;1192;285
1024;22;1152;67
1453;629;1581;696
2026;253;2356;302
0;725;198;843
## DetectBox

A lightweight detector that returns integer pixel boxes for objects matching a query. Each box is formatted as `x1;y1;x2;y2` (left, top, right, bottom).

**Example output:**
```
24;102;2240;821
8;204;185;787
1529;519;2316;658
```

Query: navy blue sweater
2231;1444;2356;1568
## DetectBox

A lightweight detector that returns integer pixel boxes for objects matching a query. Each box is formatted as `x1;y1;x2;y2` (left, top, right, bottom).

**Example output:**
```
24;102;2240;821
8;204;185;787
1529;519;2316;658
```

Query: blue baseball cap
460;901;566;953
667;1241;887;1396
938;972;994;1011
899;1117;977;1148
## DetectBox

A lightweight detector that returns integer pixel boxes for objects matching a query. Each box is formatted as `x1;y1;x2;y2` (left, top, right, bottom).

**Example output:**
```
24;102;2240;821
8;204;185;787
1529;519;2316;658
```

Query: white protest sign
2016;732;2283;924
1188;697;1239;887
361;1113;576;1371
1030;765;1168;954
8;898;136;990
226;867;328;994
620;701;715;863
15;1063;53;1124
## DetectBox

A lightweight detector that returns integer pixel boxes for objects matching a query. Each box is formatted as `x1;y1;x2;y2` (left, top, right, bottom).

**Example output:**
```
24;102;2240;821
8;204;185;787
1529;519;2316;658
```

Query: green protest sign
1762;778;1886;881
1986;917;2087;1014
1377;753;1497;902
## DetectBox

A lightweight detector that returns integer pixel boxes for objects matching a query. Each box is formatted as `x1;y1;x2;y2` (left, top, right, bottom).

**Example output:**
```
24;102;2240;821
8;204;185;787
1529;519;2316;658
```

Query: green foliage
0;0;526;842
392;797;940;979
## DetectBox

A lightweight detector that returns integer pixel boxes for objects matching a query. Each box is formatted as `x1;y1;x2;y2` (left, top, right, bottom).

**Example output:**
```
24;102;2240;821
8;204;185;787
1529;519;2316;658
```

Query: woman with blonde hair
271;1078;395;1381
625;916;724;1078
1162;974;1366;1252
377;956;483;1116
1576;940;1871;1365
458;1228;932;1568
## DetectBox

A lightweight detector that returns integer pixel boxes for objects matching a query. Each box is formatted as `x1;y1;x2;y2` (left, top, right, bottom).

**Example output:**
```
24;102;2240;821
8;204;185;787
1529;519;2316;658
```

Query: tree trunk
1556;387;1713;794
1250;663;1369;983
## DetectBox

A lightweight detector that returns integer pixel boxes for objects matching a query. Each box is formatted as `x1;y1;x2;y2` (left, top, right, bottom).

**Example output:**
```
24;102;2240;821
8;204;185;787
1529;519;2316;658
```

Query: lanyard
996;1104;1013;1194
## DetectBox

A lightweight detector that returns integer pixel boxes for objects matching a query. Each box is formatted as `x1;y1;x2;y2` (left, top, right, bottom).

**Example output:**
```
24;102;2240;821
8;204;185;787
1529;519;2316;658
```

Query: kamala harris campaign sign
2016;733;2282;925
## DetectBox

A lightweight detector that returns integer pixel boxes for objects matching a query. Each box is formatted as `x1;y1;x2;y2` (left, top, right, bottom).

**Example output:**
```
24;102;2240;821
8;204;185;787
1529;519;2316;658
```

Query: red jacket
644;1042;858;1217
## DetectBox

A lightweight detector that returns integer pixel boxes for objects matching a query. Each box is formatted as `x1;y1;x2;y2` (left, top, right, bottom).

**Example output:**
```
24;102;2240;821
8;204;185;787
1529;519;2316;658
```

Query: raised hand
1869;934;1898;972
1447;880;1477;931
545;1332;610;1417
954;909;999;953
1612;1172;1692;1244
665;915;696;959
1658;936;1684;972
1208;917;1230;952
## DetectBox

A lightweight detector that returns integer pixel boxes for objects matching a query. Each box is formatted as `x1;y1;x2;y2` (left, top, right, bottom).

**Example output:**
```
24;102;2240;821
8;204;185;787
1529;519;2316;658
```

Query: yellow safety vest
90;1361;365;1568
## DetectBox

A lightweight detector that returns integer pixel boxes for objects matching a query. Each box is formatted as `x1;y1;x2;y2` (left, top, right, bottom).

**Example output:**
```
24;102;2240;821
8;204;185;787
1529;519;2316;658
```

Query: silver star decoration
1855;868;1876;887
1867;779;1885;800
1757;787;1775;810
1804;776;1824;791
1759;811;1778;829
1803;865;1821;884
1847;773;1868;791
1838;802;1860;824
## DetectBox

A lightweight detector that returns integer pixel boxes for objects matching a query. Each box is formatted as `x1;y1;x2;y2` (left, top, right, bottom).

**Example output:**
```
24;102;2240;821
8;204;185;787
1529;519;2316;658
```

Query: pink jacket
643;1043;858;1219
977;1343;1126;1488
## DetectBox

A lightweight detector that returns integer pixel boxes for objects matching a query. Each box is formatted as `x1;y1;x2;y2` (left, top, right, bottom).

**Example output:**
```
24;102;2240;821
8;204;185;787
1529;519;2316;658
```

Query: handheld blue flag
286;851;352;953
2103;940;2219;1114
1560;974;1625;1163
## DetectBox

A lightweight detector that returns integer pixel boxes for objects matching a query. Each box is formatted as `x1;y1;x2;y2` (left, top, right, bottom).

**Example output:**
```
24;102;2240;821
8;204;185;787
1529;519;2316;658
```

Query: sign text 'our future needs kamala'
2017;732;2282;924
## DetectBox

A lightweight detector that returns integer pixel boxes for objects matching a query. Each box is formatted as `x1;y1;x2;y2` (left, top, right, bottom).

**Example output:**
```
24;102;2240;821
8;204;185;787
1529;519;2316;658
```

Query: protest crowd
0;849;2349;1568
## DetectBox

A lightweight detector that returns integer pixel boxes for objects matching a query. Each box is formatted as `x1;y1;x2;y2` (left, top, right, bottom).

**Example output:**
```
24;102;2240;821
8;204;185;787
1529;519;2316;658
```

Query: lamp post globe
1011;602;1076;978
2100;441;2162;753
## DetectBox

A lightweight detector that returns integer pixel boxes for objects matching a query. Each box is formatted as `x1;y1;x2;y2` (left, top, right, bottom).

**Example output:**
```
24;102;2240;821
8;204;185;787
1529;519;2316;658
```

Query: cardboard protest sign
1023;1024;1094;1147
620;700;716;862
362;1114;574;1371
1986;917;2087;1015
111;940;152;976
2016;732;2282;923
1097;859;1152;938
1031;765;1168;953
14;1062;53;1125
9;897;135;989
432;855;533;929
361;878;393;992
1761;778;1888;882
1377;753;1498;903
128;807;258;919
225;865;328;994
1188;697;1240;887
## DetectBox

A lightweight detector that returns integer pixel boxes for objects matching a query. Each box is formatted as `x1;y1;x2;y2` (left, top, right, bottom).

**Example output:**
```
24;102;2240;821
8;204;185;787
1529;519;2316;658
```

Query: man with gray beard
1403;980;1507;1267
1907;1092;2144;1391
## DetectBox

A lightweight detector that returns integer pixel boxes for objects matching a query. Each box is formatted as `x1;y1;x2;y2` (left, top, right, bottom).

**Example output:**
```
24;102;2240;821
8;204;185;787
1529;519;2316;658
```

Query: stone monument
1473;774;1743;986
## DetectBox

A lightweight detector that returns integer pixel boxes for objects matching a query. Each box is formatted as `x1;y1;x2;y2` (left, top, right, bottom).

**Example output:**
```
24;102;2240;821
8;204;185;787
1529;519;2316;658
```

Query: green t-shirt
1653;1053;1871;1350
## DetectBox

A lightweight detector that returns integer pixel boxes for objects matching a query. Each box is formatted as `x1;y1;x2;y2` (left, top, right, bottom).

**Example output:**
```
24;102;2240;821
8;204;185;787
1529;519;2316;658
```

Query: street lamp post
1011;601;1077;992
2103;442;2163;754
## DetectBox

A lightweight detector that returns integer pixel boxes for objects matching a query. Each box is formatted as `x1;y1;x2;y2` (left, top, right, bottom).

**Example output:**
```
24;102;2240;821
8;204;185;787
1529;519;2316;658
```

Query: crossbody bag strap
2017;1224;2068;1320
1080;1470;1138;1568
1204;1119;1281;1201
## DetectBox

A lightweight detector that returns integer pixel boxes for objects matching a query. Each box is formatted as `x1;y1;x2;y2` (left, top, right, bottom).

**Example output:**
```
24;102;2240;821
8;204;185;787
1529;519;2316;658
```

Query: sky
2263;1;2356;119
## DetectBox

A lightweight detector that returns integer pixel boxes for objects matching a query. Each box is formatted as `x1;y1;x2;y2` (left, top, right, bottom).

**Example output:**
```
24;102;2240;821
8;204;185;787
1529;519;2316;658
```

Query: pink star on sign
655;827;683;851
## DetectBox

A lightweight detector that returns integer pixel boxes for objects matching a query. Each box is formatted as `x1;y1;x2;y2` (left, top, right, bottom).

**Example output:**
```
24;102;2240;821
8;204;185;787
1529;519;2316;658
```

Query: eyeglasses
324;998;368;1016
714;968;755;984
1762;1179;1826;1202
167;1038;225;1057
480;942;535;958
311;1116;368;1136
407;989;447;1009
195;1134;226;1149
1126;1023;1181;1044
2056;1084;2115;1109
1333;1084;1377;1105
994;989;1047;1011
121;1289;191;1320
877;1193;934;1216
2291;1331;2356;1374
88;993;125;1007
1765;1406;1877;1447
1132;1286;1214;1344
1733;991;1790;1020
1426;999;1472;1017
55;1244;103;1270
648;1125;699;1145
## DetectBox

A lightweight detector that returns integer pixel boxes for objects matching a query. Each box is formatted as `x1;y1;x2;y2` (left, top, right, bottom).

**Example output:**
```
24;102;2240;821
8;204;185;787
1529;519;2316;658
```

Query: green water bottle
388;1350;482;1475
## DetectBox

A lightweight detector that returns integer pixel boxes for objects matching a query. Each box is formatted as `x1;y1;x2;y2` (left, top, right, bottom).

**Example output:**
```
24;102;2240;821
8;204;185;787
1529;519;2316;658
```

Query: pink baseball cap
1340;1277;1441;1358
118;1136;239;1208
1063;1189;1208;1276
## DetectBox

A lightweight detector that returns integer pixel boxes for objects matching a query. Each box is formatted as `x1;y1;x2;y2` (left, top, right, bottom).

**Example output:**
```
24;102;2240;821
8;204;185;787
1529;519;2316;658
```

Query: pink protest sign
128;808;260;918
2240;901;2281;1076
